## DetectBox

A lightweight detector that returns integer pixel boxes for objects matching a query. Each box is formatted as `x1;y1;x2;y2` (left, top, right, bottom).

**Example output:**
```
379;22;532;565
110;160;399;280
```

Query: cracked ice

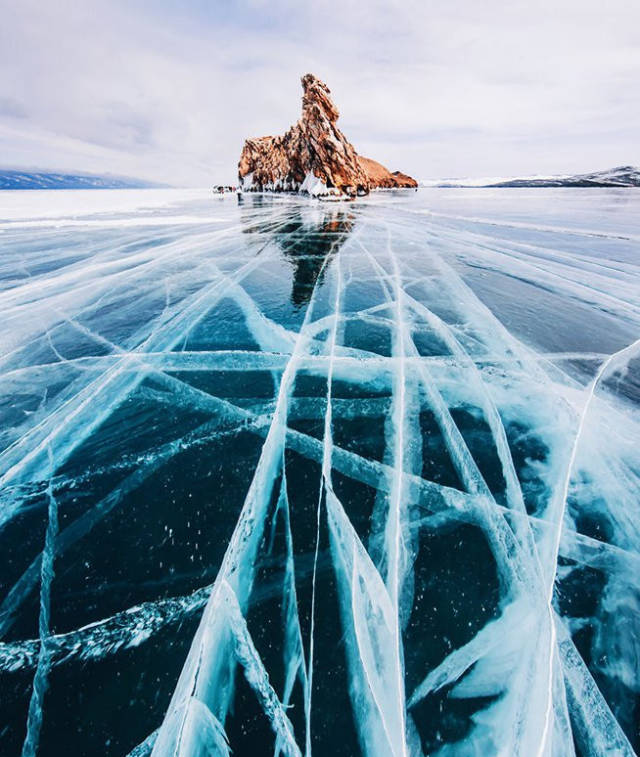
0;188;639;757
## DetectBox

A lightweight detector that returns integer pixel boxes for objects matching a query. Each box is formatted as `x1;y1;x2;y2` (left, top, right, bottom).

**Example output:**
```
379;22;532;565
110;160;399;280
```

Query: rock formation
238;74;417;198
357;157;418;190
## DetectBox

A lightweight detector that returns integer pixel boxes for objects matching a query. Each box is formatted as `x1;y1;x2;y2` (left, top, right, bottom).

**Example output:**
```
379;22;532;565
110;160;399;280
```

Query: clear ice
0;188;639;756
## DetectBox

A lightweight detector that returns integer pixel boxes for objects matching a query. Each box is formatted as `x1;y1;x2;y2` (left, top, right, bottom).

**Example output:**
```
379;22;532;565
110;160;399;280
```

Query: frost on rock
0;189;639;756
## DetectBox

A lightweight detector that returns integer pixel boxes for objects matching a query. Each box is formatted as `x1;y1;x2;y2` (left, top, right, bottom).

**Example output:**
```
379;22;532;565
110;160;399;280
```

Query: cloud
1;0;639;183
0;97;28;119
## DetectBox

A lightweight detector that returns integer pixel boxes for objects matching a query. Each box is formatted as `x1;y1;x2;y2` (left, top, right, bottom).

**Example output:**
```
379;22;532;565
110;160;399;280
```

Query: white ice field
0;187;638;756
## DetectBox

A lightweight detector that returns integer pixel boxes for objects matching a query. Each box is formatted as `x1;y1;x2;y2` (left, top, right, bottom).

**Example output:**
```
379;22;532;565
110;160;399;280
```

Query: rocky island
238;74;417;198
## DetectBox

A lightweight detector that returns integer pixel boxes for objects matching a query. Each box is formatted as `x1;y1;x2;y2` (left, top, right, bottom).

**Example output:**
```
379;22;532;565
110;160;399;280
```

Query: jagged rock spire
238;74;417;197
301;73;340;124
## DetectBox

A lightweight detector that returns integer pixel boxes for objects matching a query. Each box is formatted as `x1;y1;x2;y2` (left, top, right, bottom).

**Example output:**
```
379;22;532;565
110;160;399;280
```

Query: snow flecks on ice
0;191;639;756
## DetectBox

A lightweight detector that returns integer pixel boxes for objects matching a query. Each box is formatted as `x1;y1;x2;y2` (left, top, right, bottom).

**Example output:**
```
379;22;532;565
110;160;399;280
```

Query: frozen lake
0;188;638;756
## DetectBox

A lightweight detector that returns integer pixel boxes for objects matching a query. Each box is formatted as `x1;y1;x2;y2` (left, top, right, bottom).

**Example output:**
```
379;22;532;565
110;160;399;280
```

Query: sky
1;0;639;185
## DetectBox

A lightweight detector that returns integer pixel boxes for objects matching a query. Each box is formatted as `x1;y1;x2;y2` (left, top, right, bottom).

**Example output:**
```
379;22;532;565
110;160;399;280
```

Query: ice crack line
537;337;640;757
20;444;58;757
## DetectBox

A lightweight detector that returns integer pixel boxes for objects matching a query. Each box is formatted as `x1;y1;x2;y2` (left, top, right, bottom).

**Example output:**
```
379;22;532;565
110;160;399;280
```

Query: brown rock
238;74;417;197
357;156;418;189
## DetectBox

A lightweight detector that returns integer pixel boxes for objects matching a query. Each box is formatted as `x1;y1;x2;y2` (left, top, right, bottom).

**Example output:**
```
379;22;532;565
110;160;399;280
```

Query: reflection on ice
240;200;354;307
0;189;638;756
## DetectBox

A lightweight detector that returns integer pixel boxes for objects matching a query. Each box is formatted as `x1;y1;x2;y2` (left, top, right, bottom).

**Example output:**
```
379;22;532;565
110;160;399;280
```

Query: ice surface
0;188;639;756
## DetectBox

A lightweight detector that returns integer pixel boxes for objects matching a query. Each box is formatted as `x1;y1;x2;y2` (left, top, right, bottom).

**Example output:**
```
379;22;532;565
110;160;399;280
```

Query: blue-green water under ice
0;188;638;756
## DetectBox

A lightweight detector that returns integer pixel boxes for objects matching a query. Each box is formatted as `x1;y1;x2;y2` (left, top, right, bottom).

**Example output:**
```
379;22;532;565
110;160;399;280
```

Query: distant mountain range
421;165;640;188
0;169;163;190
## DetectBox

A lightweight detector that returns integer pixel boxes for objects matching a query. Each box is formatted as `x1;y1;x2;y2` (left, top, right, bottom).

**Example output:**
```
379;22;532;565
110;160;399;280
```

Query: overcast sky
1;0;639;185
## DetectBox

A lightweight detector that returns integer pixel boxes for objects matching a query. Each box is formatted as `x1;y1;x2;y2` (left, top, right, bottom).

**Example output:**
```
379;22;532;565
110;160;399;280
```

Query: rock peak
301;73;339;124
238;74;417;197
